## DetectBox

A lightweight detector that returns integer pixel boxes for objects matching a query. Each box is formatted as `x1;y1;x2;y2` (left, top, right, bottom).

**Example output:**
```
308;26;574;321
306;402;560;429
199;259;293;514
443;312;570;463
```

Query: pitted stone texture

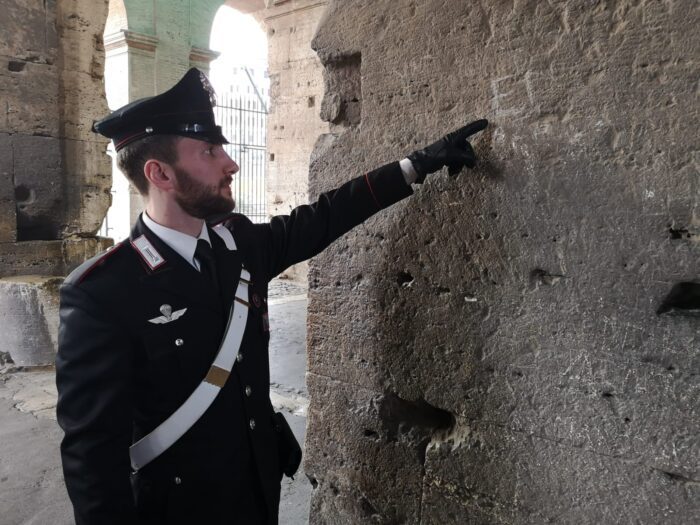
0;277;62;366
0;237;113;279
265;0;329;281
0;0;111;240
0;133;16;242
305;373;432;524
307;0;699;523
422;420;698;524
13;135;64;240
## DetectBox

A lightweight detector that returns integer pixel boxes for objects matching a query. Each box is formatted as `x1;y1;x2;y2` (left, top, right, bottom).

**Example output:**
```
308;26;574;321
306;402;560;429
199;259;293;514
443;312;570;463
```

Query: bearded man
56;68;487;524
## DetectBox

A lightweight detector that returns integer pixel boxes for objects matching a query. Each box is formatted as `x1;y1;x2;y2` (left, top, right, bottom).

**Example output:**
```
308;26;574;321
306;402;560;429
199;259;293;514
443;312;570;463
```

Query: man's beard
172;166;235;219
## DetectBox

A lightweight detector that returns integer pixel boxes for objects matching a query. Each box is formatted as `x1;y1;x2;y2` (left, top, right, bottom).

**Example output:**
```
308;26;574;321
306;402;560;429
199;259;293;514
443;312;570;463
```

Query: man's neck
145;204;204;238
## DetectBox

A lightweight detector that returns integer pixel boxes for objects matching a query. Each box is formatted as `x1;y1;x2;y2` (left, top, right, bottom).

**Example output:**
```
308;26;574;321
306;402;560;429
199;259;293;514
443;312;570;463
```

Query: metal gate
214;89;268;223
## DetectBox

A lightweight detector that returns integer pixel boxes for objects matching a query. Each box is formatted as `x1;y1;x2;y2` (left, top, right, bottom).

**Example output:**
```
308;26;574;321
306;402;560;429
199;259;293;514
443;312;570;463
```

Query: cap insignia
199;71;217;107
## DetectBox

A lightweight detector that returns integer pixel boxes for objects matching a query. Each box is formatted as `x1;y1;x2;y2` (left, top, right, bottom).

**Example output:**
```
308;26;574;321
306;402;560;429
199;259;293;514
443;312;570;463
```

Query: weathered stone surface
0;237;113;279
0;0;59;63
0;133;16;242
305;373;432;524
61;138;113;237
0;59;62;137
0;0;112;243
0;277;62;366
306;0;700;522
265;0;329;280
12;134;64;240
422;420;698;524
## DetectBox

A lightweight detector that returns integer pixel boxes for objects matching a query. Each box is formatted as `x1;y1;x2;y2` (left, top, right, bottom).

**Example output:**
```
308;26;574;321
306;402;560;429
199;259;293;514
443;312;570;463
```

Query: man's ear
144;159;176;191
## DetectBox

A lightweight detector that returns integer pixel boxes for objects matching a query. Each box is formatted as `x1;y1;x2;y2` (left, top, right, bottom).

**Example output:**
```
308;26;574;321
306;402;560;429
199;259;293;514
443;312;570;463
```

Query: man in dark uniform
55;68;487;524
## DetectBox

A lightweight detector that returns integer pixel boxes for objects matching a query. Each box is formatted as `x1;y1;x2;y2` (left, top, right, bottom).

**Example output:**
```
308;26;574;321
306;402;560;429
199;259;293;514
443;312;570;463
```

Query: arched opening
209;5;269;222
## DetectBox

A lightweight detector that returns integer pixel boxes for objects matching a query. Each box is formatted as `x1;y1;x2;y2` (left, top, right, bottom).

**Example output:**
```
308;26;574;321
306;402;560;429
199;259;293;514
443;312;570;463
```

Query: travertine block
0;238;112;279
12;134;64;241
0;0;58;62
0;133;16;242
307;0;700;522
0;59;61;137
0;276;63;366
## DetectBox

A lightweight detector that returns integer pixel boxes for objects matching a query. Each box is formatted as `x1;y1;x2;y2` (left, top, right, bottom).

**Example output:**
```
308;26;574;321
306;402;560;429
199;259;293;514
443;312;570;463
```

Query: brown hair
116;135;181;195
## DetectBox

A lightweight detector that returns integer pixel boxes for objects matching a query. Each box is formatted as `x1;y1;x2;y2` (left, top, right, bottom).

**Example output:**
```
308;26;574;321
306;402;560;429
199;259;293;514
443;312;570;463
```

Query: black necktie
195;239;218;289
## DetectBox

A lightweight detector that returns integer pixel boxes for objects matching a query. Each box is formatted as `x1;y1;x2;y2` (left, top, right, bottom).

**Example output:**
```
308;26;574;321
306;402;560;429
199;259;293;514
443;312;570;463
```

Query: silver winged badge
149;304;188;325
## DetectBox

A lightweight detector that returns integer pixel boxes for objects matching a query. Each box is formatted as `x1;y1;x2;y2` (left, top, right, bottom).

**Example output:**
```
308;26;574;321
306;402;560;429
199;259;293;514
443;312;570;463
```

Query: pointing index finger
451;119;489;142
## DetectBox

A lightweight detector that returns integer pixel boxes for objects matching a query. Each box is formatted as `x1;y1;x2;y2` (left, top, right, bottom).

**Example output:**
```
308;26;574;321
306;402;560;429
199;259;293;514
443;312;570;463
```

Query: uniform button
174;476;182;485
175;339;184;347
236;353;243;362
249;418;256;430
245;386;252;397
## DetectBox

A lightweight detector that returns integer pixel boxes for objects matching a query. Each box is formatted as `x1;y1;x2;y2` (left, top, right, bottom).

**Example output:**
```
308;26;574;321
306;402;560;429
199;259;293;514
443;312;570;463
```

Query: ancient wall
0;0;112;247
0;0;112;365
264;0;329;281
305;1;699;523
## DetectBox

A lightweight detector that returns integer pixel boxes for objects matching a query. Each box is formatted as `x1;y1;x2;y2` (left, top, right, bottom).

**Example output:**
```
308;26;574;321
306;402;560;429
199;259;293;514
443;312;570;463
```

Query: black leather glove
407;119;489;183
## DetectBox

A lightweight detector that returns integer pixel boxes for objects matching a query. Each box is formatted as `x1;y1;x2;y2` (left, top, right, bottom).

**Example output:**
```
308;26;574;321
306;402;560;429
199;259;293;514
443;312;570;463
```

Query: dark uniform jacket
56;162;413;525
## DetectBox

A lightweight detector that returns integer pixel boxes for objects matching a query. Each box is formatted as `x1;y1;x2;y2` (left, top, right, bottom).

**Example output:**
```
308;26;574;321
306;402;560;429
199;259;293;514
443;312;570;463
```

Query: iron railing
215;90;268;223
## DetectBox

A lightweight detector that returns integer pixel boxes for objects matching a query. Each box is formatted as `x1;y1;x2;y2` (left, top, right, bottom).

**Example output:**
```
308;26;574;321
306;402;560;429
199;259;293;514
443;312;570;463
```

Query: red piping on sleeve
364;173;381;209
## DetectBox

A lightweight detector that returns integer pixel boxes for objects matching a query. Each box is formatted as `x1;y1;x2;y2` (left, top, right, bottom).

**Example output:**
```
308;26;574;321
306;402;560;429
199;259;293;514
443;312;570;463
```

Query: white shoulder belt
129;258;250;472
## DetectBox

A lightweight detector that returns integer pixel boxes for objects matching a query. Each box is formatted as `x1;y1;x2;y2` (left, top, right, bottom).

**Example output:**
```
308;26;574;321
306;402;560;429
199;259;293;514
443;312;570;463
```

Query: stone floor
0;277;310;525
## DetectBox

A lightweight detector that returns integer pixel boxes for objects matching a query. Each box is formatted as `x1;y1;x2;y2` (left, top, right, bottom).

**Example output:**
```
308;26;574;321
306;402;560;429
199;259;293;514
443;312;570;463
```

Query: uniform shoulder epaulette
64;241;127;286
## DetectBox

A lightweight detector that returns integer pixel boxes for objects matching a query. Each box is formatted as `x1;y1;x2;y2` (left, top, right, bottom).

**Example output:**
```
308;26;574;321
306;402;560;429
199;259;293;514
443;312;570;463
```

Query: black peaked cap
92;68;229;151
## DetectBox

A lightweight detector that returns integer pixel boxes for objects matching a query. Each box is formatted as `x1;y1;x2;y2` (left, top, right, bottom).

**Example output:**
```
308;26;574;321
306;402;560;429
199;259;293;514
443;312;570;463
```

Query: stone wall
305;1;699;523
0;0;113;365
264;0;329;281
1;0;112;245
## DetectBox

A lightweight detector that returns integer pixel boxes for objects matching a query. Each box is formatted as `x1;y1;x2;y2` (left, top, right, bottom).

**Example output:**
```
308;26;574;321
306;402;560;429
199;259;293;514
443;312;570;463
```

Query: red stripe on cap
364;173;381;209
115;131;148;151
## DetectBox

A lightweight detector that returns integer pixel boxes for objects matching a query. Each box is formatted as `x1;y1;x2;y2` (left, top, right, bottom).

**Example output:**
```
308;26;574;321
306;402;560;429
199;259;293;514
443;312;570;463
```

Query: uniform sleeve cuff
399;158;418;185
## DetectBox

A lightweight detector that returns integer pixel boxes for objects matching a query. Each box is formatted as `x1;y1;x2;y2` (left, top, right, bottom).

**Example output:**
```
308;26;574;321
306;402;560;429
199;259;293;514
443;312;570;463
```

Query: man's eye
205;147;214;155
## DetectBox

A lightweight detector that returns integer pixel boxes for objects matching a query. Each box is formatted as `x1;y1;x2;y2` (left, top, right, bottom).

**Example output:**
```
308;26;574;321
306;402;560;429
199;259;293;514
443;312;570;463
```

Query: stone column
263;0;329;281
0;0;113;366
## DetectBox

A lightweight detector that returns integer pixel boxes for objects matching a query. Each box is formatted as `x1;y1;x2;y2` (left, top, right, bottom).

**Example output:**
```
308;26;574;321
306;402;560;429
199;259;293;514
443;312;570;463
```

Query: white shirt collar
142;211;211;270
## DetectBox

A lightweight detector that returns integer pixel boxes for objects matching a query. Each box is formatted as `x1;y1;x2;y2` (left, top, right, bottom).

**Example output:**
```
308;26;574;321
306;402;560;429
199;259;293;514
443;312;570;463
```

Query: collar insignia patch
132;235;166;270
149;304;187;324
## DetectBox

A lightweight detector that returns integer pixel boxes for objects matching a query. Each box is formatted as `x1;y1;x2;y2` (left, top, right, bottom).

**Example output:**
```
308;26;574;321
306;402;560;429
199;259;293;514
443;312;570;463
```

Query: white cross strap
129;269;251;471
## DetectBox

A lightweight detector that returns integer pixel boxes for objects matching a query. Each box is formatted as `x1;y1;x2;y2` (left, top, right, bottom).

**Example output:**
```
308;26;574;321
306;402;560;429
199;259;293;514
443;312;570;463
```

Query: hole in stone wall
669;227;689;239
359;496;379;517
307;95;315;107
8;60;25;72
14;185;32;203
269;153;275;161
306;475;318;488
397;271;414;287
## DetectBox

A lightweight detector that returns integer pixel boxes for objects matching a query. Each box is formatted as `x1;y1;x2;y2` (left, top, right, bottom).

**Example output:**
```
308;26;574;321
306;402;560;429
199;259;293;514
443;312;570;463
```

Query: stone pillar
305;1;699;523
0;0;113;366
263;0;329;281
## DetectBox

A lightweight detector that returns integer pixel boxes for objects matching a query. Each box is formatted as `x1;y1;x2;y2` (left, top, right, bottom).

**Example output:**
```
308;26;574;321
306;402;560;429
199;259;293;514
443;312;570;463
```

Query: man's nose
224;151;239;175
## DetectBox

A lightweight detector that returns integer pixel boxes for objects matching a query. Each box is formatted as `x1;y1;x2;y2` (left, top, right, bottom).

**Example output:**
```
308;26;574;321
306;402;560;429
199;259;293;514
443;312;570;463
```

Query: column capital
189;46;221;68
104;30;159;55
